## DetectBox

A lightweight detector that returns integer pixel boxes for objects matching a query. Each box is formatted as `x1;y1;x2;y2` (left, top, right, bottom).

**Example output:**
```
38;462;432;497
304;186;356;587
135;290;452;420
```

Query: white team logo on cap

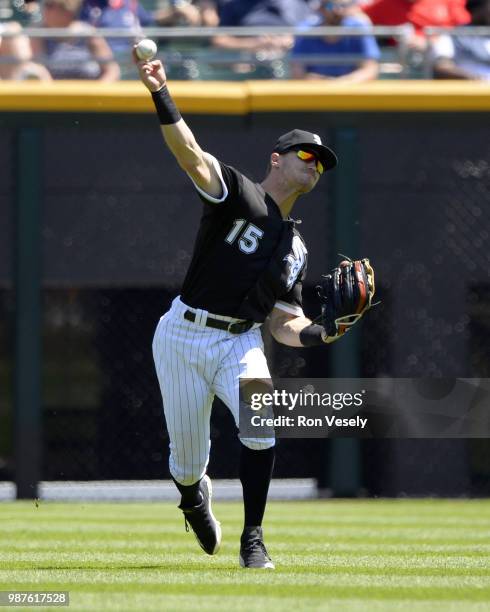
312;134;322;145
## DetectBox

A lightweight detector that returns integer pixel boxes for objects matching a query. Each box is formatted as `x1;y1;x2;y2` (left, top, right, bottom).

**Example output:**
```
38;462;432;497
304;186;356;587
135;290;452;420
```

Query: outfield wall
1;82;489;498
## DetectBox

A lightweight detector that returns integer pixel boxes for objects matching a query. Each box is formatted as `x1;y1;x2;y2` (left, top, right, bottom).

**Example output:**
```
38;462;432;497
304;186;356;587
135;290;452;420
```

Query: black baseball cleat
239;526;275;569
179;475;221;555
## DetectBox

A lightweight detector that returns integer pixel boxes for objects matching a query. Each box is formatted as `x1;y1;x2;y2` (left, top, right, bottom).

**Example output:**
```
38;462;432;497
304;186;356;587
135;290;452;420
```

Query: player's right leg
152;298;221;555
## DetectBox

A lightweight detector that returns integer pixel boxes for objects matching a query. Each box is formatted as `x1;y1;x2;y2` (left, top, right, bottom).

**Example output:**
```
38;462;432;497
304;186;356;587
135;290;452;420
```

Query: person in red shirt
363;0;470;49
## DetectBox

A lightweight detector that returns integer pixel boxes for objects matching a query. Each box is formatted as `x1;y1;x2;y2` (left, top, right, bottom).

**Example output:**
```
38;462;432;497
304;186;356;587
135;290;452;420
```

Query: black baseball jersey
180;156;308;323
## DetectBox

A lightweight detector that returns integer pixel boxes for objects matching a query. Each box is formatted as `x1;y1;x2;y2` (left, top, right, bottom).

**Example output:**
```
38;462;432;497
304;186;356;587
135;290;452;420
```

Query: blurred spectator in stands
11;0;43;26
212;0;312;56
80;0;154;55
362;0;470;50
431;0;490;79
291;0;380;81
153;0;219;27
30;0;120;80
0;21;51;79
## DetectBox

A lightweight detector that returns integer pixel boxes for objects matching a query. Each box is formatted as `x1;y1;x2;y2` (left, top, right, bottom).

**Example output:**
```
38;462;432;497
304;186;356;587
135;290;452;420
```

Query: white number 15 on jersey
225;219;264;254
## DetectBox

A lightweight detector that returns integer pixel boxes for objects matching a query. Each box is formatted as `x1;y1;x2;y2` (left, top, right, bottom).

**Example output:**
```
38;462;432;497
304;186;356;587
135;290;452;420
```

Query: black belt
184;310;255;334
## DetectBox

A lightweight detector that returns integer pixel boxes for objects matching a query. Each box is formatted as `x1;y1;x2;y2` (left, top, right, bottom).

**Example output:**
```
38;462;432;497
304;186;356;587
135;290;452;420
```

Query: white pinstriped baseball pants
152;296;275;486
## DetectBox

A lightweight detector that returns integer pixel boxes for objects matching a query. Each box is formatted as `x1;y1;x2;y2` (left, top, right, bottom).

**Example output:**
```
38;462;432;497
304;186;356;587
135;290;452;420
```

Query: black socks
239;445;275;528
172;475;202;508
172;445;275;522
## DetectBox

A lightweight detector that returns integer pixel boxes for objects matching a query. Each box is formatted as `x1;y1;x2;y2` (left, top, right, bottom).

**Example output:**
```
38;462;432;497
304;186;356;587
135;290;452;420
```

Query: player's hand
133;46;167;92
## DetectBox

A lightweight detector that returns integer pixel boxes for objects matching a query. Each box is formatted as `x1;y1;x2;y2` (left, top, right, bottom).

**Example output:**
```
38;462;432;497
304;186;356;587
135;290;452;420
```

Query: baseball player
135;52;375;569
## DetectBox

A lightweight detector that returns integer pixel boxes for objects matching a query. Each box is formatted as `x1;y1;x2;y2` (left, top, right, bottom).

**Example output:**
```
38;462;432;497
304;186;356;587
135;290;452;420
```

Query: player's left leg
213;328;275;569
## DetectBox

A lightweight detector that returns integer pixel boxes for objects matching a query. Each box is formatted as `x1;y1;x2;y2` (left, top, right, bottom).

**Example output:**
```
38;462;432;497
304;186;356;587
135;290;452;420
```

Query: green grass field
1;499;489;611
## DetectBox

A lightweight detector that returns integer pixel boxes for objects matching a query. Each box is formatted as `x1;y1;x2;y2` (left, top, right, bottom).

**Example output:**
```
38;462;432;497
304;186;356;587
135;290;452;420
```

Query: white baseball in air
135;39;157;61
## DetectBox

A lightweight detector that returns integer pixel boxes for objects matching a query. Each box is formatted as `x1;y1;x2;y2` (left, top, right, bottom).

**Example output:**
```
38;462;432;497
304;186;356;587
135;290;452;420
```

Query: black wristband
299;324;326;347
151;85;182;125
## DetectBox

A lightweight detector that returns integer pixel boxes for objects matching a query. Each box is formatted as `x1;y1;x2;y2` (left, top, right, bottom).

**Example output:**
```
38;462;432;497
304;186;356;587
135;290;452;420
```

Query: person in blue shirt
213;0;311;57
80;0;154;55
291;0;380;81
80;0;154;29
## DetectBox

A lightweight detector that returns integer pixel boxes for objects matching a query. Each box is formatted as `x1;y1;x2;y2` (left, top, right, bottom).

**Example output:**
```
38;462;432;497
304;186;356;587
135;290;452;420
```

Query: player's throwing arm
133;42;223;199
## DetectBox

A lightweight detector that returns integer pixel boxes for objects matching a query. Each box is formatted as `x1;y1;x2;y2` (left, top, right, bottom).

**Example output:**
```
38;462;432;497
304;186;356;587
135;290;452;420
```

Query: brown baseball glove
317;257;376;343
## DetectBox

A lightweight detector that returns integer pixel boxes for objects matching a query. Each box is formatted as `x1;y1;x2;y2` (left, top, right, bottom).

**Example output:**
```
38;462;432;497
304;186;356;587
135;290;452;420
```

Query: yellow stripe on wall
246;80;490;112
0;81;489;113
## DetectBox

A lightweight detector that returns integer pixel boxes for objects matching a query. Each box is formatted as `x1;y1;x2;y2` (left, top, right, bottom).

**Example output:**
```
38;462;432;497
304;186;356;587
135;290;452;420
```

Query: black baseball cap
273;129;338;171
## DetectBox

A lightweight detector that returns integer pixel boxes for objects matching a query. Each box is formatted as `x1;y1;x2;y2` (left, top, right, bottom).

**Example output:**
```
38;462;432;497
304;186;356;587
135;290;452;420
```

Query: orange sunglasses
296;149;324;175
